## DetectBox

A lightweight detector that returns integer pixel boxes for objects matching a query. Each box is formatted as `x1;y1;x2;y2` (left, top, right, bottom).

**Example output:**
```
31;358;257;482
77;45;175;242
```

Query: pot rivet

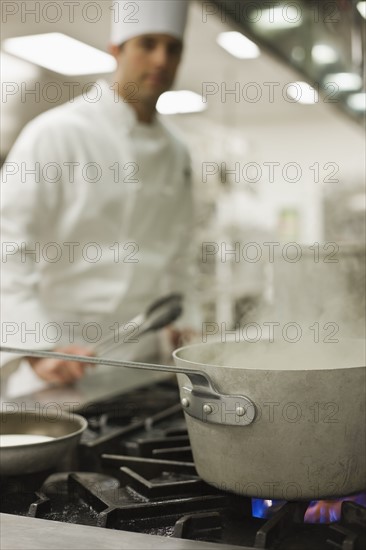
203;404;213;415
236;406;246;417
181;398;190;408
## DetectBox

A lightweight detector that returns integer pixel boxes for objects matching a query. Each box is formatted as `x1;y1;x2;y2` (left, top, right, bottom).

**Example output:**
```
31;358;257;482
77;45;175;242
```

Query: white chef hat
110;0;189;46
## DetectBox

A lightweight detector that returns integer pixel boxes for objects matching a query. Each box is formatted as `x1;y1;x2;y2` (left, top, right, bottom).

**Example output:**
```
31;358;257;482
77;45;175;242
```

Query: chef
0;0;196;397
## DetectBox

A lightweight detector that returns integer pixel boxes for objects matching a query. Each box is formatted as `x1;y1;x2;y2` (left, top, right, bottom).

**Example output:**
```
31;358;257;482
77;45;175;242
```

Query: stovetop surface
1;380;365;550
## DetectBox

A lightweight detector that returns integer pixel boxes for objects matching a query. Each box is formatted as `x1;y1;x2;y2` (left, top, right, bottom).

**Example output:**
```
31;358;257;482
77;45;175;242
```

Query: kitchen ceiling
210;0;365;125
1;0;365;226
2;1;364;150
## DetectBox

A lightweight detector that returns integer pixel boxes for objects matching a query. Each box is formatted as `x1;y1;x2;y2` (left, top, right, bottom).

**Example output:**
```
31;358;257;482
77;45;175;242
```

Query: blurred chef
0;0;195;397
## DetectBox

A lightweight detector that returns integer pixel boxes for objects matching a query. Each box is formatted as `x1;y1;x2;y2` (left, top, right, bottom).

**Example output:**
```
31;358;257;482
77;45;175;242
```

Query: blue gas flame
251;499;285;518
252;493;366;524
304;493;366;524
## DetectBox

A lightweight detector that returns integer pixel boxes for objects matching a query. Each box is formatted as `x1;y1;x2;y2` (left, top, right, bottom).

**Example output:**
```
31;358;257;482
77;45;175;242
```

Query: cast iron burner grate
1;380;365;549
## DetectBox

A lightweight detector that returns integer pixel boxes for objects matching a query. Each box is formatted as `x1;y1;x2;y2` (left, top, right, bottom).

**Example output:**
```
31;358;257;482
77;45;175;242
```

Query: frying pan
0;410;87;475
1;338;365;499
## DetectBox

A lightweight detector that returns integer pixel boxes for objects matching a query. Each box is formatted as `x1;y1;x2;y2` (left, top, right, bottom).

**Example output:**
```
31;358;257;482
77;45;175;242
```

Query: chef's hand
27;345;94;384
166;327;198;349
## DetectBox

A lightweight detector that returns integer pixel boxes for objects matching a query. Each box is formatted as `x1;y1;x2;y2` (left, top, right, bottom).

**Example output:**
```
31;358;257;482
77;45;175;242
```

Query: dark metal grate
1;380;365;549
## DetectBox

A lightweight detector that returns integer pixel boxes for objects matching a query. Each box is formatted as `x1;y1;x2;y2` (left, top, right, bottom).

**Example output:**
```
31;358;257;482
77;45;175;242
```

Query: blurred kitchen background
1;0;365;338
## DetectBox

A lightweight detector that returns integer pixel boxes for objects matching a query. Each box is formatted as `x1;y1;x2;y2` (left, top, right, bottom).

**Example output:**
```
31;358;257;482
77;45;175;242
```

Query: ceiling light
253;6;303;30
157;91;206;115
356;2;366;18
312;45;338;64
2;33;116;76
323;73;362;92
286;82;318;104
217;32;260;59
346;93;366;111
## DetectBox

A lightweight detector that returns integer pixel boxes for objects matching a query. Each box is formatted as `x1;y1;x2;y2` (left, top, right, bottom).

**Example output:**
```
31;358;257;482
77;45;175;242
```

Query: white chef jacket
1;80;195;395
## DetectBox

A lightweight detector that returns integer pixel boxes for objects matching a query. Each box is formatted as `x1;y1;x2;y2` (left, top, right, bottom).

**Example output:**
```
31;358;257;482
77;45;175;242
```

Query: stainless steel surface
1;366;171;412
0;346;255;427
174;339;366;500
0;411;87;475
0;514;245;550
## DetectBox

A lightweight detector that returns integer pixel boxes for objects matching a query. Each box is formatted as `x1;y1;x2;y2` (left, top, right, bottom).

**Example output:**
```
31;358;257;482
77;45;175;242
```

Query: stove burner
328;502;366;550
1;380;365;549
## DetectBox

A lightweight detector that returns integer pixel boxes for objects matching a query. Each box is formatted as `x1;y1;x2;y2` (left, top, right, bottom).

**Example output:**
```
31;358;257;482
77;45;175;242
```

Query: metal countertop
0;514;248;550
1;364;171;412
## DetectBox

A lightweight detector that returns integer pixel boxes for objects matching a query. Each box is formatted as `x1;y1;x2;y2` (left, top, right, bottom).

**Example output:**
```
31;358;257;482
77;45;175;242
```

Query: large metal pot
0;410;87;475
1;340;365;500
173;339;366;501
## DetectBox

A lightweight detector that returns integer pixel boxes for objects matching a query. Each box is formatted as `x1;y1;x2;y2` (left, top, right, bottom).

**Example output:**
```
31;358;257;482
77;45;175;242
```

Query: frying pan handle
0;346;256;427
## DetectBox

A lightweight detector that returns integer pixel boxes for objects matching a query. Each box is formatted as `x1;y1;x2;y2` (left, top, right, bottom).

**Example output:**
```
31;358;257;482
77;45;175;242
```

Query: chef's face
109;34;183;105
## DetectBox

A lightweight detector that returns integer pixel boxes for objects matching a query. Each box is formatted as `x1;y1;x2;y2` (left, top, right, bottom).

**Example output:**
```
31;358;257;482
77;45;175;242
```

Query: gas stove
1;379;365;550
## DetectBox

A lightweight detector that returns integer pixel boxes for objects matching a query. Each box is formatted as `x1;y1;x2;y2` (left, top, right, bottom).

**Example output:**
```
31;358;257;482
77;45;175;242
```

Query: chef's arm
0;121;89;383
1;136;49;374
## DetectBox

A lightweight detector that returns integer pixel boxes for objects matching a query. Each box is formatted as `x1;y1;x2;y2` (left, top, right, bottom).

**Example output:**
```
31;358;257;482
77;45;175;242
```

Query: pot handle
0;346;256;426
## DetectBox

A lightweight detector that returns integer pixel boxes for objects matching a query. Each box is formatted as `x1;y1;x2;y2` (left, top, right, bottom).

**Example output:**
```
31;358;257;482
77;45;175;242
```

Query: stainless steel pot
1;339;365;500
0;410;87;475
174;339;366;500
